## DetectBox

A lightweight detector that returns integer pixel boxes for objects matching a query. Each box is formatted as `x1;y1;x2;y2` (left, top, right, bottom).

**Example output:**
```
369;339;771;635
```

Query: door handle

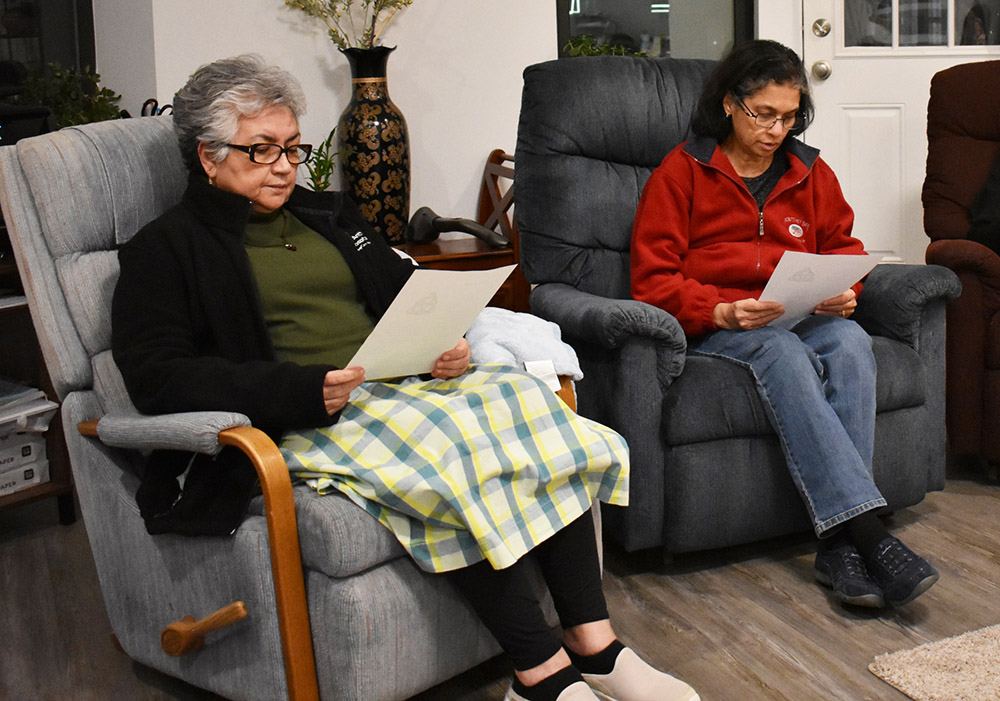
811;61;832;80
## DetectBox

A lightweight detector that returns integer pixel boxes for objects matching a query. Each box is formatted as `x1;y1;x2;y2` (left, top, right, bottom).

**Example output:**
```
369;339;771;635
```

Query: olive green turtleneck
244;208;375;368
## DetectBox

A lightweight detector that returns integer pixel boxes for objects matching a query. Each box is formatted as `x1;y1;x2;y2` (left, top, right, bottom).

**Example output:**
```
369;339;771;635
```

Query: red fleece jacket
630;136;867;337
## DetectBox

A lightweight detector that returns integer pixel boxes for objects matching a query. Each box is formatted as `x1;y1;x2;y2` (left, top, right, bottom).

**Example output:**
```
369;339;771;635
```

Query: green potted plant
563;35;646;57
12;62;121;128
304;126;340;192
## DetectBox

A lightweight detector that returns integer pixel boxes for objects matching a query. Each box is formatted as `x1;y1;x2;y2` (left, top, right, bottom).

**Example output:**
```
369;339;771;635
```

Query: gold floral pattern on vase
337;46;410;244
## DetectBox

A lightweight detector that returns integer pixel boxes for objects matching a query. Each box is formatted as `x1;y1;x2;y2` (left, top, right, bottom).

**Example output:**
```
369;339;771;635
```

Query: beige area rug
869;623;1000;700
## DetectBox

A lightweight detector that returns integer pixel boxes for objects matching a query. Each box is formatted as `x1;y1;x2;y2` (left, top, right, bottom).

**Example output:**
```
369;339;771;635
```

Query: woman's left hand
814;289;858;318
432;338;471;379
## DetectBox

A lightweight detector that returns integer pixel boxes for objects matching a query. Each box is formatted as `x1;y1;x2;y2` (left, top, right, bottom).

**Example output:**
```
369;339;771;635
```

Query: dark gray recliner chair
515;56;962;554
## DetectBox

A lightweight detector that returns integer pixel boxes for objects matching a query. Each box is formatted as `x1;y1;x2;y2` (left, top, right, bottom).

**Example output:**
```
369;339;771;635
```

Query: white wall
92;0;156;116
93;0;556;219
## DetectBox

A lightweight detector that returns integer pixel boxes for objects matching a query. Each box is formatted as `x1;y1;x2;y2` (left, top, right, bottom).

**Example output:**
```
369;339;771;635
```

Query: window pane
845;0;892;47
956;0;1000;45
564;0;741;60
899;0;948;46
568;0;670;56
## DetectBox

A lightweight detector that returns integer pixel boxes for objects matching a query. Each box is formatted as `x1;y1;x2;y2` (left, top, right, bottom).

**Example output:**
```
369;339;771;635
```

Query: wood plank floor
2;465;998;700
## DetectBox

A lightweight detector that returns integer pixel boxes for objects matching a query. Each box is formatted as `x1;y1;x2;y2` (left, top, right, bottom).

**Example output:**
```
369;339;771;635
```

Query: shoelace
875;540;914;576
839;550;870;580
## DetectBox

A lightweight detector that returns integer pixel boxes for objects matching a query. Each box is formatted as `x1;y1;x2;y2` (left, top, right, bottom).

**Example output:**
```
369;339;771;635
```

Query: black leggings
446;509;608;671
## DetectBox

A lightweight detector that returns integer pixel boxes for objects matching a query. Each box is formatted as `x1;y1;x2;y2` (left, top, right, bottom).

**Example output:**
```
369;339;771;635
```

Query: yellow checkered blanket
281;364;628;573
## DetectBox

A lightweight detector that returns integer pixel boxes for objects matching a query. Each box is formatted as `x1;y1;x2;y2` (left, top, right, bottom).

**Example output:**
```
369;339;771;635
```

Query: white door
801;0;1000;263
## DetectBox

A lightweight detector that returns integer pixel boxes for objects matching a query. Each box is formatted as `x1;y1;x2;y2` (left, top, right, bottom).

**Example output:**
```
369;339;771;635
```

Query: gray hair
172;54;307;173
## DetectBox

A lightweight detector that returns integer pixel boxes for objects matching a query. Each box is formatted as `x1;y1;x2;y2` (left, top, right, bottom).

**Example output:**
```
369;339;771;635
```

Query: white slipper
582;647;699;701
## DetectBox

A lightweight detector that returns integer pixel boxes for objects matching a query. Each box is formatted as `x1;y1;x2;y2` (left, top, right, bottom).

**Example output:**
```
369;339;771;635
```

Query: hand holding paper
347;265;516;380
430;338;472;379
759;252;880;327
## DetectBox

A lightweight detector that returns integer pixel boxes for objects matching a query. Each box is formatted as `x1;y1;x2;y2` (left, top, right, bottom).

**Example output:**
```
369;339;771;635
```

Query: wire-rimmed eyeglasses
735;97;797;131
226;142;313;165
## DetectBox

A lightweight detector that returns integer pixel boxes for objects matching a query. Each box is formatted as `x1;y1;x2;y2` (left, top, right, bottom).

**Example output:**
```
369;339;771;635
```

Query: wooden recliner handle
161;601;248;656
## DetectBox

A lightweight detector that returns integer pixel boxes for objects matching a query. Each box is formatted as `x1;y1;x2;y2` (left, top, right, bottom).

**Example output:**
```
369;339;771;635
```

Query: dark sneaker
864;536;939;606
814;538;886;608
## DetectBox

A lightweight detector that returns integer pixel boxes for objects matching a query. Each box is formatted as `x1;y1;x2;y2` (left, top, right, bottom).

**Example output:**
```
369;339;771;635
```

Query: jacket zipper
756;209;764;272
689;148;810;277
755;175;806;274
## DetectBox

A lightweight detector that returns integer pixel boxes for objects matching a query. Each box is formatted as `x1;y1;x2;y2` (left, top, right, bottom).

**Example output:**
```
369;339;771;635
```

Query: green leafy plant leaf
12;63;121;129
563;35;646;57
304;126;341;192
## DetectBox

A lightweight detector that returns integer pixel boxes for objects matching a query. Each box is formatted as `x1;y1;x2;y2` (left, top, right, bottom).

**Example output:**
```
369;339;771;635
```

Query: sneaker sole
887;571;939;607
814;568;886;608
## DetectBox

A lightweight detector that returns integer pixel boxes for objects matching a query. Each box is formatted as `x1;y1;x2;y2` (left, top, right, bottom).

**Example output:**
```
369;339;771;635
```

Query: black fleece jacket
112;176;414;535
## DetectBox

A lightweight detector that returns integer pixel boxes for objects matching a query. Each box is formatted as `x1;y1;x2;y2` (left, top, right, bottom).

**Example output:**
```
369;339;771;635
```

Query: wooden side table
399;150;529;312
398;232;530;312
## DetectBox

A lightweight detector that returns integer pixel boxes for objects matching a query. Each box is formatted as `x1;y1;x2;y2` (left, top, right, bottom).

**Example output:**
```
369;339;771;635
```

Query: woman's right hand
322;367;365;415
713;298;785;331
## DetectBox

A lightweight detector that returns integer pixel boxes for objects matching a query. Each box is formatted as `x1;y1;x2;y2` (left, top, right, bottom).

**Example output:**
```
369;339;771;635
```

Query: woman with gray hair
111;55;699;701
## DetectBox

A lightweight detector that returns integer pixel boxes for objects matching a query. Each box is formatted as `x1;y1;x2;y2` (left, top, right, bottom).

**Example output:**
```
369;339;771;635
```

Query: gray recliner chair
0;116;569;700
515;56;962;554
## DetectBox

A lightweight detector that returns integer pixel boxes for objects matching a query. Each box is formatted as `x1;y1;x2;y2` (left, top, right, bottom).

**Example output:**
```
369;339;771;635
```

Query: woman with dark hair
113;55;699;701
631;40;938;609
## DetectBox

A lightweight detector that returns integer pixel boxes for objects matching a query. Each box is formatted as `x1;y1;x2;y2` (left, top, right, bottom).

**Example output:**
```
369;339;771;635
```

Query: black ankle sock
845;511;891;561
510;666;584;701
566;639;625;675
817;527;850;553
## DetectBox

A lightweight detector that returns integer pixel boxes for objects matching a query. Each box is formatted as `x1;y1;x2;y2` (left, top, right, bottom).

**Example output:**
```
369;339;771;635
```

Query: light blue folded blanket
465;307;583;380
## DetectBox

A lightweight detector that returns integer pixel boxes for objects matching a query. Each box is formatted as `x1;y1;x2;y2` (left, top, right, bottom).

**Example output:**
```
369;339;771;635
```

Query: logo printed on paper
408;292;438;315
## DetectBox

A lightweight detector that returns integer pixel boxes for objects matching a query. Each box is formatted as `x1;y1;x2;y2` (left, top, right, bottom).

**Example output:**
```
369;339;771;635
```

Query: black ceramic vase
337;46;410;244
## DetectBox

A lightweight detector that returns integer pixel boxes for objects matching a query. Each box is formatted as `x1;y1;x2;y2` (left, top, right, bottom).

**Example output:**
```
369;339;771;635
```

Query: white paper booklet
347;265;516;380
759;252;881;326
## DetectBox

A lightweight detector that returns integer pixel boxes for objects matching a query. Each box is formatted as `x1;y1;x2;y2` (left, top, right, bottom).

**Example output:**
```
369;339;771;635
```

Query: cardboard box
0;431;46;471
0;458;50;497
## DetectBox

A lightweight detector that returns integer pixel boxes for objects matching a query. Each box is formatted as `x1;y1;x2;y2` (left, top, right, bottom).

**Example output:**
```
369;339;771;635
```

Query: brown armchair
924;59;1000;478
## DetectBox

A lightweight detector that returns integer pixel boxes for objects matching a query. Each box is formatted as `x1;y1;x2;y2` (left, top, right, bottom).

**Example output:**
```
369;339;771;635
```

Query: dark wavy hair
691;39;814;141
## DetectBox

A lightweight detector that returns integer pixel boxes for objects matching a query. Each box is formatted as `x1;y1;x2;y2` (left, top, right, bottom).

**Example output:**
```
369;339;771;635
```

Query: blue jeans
688;315;886;536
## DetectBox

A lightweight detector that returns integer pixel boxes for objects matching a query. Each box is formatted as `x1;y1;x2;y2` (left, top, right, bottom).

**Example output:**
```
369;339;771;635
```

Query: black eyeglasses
226;142;313;165
735;97;798;131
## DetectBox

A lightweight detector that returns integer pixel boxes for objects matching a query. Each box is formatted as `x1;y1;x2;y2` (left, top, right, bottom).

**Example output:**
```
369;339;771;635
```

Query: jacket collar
183;174;347;237
684;134;820;172
183;174;254;235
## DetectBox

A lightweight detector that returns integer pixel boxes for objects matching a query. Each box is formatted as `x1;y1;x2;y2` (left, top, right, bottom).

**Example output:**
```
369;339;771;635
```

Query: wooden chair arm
78;420;320;701
217;425;319;701
556;375;576;413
